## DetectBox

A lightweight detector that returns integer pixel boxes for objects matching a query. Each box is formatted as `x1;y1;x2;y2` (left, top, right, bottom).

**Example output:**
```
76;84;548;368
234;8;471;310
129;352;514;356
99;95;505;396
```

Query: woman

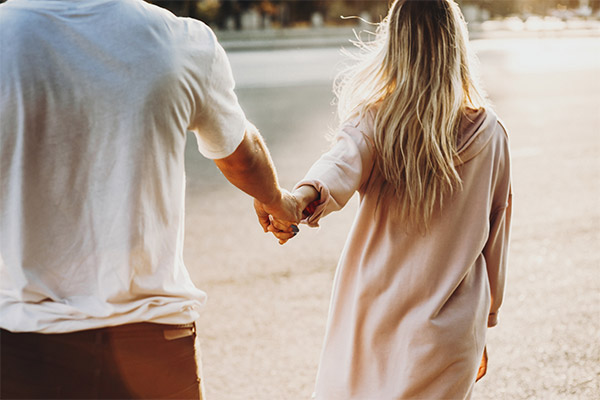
258;1;512;398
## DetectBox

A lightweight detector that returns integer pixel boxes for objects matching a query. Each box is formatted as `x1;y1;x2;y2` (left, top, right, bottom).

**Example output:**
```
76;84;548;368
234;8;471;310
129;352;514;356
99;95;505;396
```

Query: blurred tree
326;0;387;24
457;0;597;16
147;0;194;17
147;0;600;27
286;0;320;25
459;0;519;17
215;0;242;29
195;0;220;22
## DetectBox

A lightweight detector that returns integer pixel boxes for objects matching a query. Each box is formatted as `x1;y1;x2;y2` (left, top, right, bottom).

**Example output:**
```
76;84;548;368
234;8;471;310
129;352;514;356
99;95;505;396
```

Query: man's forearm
214;124;282;206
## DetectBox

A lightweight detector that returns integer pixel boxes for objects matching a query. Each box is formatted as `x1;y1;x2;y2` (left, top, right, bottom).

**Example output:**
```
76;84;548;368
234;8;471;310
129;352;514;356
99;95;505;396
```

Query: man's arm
214;123;301;231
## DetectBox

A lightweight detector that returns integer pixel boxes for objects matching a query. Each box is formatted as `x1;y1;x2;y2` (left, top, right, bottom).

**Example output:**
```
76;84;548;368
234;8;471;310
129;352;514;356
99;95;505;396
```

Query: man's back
1;2;303;398
0;0;246;333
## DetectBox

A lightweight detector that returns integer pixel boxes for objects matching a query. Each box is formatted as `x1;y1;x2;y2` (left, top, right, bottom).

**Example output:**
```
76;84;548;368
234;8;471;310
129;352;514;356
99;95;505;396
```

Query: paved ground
181;33;600;399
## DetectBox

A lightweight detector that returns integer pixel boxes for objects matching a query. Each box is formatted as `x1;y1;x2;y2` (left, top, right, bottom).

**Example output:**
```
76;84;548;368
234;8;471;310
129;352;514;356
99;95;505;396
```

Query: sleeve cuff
194;117;247;160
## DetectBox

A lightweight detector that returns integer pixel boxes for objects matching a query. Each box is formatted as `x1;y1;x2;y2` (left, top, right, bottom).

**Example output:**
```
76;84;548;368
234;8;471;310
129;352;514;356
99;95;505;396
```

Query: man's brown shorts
0;322;204;399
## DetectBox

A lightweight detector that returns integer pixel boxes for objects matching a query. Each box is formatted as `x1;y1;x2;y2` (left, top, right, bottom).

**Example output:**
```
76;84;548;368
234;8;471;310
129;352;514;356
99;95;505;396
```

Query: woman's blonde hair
335;0;487;227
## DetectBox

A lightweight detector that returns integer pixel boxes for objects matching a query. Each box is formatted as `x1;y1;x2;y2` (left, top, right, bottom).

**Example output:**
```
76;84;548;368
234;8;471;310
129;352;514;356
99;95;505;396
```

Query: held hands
254;189;302;245
254;186;320;245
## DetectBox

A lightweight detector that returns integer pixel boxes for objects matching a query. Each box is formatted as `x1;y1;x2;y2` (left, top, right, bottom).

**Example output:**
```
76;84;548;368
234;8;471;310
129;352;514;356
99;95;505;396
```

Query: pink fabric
297;108;512;399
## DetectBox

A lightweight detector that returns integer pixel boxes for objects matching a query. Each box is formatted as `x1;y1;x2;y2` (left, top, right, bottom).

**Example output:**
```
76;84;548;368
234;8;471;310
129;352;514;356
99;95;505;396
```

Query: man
0;0;299;398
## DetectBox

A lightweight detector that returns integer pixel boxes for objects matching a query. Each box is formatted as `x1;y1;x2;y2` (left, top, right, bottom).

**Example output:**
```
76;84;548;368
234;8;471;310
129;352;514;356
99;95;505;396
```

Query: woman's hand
476;346;488;382
293;185;320;219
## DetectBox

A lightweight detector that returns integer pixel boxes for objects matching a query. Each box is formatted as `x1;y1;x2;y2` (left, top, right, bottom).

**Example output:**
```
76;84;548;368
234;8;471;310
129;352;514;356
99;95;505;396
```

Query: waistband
1;322;196;341
95;322;196;340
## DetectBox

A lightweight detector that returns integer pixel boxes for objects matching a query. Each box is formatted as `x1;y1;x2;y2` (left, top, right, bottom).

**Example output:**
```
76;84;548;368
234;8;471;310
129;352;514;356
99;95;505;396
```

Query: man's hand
254;190;302;244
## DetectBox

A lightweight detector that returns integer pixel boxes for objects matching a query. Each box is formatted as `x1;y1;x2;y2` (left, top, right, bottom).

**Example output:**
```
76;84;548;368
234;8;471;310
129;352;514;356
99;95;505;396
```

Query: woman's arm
483;123;512;328
294;185;320;217
259;115;375;244
293;117;375;228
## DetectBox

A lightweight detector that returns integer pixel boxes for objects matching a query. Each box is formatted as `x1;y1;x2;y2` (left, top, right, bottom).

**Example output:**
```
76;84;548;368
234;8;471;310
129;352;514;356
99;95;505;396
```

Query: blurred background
148;0;600;31
141;1;599;399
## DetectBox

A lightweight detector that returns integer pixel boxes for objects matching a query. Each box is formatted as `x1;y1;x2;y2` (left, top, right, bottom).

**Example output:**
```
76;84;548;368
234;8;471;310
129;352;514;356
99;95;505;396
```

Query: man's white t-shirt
0;0;246;333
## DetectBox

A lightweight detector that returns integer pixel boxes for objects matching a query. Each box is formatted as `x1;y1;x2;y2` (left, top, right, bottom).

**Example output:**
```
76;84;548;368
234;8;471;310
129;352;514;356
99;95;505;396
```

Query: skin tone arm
214;123;302;232
292;185;320;215
476;346;487;381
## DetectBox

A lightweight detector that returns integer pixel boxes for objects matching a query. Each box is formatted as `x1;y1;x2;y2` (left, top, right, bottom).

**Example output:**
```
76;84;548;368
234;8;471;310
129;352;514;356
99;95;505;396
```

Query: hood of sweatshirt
454;107;498;166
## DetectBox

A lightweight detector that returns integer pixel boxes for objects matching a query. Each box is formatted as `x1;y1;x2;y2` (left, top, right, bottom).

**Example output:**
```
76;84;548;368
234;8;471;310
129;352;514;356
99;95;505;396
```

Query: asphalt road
182;34;600;399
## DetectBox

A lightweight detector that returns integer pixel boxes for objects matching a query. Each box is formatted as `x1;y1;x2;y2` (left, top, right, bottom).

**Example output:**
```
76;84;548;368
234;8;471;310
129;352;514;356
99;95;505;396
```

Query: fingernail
291;225;299;233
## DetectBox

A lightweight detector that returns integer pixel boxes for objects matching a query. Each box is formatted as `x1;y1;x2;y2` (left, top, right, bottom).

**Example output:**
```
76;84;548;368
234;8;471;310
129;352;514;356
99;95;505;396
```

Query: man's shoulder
131;1;216;45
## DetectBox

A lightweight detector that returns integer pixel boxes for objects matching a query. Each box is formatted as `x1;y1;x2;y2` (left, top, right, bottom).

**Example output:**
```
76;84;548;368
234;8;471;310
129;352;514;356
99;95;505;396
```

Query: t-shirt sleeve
188;24;246;159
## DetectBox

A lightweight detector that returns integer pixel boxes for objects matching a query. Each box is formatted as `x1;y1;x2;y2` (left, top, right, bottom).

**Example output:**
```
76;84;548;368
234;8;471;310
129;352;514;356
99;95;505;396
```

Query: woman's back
296;105;511;398
258;1;513;398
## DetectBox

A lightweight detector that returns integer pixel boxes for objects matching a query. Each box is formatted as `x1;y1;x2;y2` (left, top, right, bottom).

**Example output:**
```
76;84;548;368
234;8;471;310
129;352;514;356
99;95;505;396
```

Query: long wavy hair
335;0;487;227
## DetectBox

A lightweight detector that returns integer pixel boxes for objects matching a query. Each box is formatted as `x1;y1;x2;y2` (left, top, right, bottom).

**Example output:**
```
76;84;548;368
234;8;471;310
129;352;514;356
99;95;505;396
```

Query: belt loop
163;325;195;341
